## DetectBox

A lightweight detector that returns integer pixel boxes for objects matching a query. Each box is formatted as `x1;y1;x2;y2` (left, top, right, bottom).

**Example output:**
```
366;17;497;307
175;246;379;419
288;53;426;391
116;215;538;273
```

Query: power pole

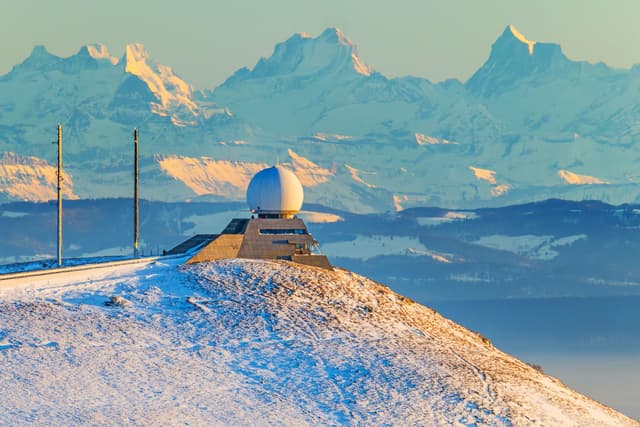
133;128;139;258
56;124;63;267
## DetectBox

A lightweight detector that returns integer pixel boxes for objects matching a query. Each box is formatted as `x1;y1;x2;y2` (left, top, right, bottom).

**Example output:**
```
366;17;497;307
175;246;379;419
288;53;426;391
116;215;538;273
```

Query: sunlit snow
558;169;608;185
0;258;633;425
85;43;118;65
158;151;334;198
469;166;498;185
0;152;78;202
298;211;344;223
508;24;536;55
345;164;376;188
415;133;460;145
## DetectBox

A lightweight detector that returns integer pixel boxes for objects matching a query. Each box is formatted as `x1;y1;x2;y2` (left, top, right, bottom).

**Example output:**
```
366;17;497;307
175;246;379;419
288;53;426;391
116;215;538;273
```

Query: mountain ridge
2;26;640;212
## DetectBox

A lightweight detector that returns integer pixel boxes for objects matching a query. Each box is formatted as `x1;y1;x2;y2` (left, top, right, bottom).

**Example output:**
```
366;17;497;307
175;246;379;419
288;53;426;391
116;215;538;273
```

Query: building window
294;243;310;254
259;229;307;235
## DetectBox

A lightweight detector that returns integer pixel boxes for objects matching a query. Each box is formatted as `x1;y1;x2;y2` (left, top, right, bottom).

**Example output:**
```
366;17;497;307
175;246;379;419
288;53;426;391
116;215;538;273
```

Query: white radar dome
247;166;304;216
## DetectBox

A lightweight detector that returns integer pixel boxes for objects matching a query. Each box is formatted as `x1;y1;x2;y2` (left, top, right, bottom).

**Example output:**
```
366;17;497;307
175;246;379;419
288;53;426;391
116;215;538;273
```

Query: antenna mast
133;128;139;257
56;124;63;267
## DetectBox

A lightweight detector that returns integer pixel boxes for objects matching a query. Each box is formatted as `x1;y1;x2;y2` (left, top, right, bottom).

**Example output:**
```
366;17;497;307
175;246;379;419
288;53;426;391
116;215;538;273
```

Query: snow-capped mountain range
2;25;640;211
0;257;634;425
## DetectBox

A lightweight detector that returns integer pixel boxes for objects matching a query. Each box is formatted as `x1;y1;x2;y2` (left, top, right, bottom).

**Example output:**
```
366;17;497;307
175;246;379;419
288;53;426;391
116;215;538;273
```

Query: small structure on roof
169;165;332;269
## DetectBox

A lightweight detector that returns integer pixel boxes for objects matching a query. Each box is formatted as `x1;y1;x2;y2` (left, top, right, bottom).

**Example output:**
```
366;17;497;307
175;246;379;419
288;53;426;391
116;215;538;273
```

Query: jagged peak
124;43;151;66
24;45;59;63
467;25;570;94
79;43;118;65
118;42;199;121
492;25;564;61
1;151;48;167
487;24;567;65
242;27;372;79
30;45;52;57
507;24;536;55
318;27;352;46
11;45;60;72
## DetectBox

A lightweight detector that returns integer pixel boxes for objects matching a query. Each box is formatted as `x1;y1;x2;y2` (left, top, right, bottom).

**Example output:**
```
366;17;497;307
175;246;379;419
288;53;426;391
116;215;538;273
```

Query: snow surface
321;235;431;260
469;166;498;185
5;27;640;210
158;151;333;200
415;133;460;145
417;211;478;227
0;152;77;202
298;210;343;223
508;25;536;55
182;211;242;235
344;164;376;188
158;156;268;198
558;169;608;185
473;234;588;260
123;43;198;122
469;167;512;197
84;43;118;65
0;258;634;425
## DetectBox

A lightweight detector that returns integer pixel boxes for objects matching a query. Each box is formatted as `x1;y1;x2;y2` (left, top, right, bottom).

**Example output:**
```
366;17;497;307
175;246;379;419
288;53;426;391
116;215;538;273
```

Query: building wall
238;218;316;260
186;234;243;264
292;253;332;270
185;218;332;269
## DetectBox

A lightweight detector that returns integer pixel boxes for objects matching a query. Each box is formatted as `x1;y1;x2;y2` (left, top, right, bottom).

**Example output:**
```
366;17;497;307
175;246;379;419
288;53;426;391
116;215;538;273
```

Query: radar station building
170;165;332;270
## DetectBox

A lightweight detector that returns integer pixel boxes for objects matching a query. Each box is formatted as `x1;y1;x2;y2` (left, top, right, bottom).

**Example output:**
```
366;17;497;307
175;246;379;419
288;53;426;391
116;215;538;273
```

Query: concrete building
169;166;332;269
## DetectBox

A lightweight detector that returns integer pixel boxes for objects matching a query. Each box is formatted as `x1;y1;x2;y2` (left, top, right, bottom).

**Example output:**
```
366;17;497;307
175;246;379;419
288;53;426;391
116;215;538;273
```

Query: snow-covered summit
229;27;372;81
507;24;536;55
122;43;199;123
4;26;640;209
78;43;119;64
0;258;634;425
11;43;121;75
467;25;571;95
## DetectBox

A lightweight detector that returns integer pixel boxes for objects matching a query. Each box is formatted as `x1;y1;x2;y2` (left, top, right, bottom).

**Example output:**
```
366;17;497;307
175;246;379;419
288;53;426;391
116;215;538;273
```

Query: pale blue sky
1;0;639;89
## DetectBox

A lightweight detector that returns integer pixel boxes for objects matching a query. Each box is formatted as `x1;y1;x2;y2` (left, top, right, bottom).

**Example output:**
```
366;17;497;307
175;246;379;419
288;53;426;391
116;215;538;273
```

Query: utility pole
56;124;63;267
133;128;139;258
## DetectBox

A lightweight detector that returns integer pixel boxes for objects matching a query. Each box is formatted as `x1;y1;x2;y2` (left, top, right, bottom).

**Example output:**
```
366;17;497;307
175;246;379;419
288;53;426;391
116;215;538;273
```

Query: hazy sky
2;0;639;89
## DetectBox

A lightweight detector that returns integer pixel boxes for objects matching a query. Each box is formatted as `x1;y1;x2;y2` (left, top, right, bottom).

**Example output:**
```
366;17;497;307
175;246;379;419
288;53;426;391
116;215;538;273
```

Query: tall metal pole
56;124;63;267
133;128;139;257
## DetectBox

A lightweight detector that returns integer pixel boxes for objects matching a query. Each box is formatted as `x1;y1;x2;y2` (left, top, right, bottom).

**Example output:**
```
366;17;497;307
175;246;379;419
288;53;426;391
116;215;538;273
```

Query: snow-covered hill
0;258;634;425
3;26;640;210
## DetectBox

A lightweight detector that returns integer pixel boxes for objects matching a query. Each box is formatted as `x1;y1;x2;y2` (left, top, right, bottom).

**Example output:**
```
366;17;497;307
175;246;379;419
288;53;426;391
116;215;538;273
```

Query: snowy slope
0;258;635;425
0;152;78;202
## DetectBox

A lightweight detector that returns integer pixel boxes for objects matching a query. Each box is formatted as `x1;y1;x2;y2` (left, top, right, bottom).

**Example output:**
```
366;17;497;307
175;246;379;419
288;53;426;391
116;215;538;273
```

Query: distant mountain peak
13;45;60;71
467;24;570;95
124;43;151;67
119;43;199;123
318;27;352;46
490;24;565;63
30;44;51;57
80;43;118;65
224;27;371;84
507;24;536;55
